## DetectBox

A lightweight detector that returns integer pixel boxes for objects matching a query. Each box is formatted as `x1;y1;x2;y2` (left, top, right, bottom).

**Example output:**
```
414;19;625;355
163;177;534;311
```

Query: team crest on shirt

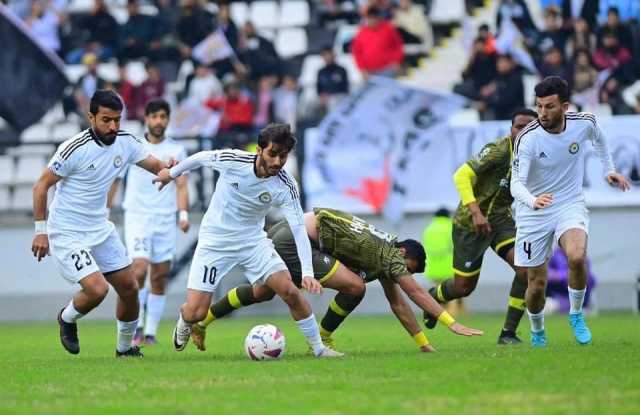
113;155;123;168
258;192;272;203
569;142;579;154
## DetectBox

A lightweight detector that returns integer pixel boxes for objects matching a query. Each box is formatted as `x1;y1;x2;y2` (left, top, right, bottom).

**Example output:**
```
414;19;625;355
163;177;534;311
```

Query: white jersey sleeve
275;171;313;277
120;132;149;165
511;130;537;209
169;149;252;178
588;117;616;177
48;136;88;177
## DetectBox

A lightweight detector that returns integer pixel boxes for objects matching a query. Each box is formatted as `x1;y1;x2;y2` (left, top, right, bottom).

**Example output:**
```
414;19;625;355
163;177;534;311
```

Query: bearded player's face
145;109;169;138
89;106;121;144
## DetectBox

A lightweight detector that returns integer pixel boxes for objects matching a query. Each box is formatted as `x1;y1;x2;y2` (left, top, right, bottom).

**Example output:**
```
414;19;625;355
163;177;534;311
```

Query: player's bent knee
86;281;109;300
567;255;586;270
278;284;302;304
346;280;366;297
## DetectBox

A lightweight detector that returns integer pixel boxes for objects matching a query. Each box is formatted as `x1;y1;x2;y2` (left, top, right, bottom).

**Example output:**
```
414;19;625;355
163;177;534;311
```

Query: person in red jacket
205;81;254;132
351;6;404;79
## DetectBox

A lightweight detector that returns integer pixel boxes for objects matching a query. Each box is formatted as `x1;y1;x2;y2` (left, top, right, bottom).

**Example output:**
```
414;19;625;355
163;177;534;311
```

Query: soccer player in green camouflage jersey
192;208;484;353
424;108;537;345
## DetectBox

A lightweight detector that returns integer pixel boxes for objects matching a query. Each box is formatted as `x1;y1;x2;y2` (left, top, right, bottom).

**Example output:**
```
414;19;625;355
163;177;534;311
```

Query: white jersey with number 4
169;149;314;276
47;129;149;243
511;112;615;220
122;137;187;215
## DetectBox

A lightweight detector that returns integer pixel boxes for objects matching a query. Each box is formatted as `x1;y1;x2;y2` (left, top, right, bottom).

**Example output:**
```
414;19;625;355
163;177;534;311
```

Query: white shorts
187;238;288;293
124;212;177;263
49;228;132;284
515;204;589;267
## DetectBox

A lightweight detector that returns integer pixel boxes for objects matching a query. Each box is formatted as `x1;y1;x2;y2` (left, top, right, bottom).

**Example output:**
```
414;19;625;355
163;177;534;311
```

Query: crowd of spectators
455;0;640;119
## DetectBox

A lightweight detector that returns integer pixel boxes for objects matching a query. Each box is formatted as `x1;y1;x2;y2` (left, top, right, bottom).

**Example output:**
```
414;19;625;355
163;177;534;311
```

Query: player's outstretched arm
380;280;436;352
137;154;177;175
396;275;484;337
31;169;62;262
606;172;631;191
176;175;190;232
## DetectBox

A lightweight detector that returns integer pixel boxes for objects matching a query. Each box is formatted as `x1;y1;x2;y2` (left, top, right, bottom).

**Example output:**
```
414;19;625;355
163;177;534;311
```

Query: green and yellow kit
267;208;410;286
452;135;516;276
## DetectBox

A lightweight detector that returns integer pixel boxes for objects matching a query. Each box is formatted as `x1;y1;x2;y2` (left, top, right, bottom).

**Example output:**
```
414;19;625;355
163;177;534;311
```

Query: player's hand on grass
31;234;50;262
302;276;323;295
471;211;492;237
449;322;484;337
606;172;630;191
153;168;173;190
420;344;437;353
533;193;553;210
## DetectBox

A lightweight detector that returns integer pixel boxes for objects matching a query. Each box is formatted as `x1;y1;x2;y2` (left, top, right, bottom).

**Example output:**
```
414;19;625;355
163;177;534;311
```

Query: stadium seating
15;156;46;185
230;2;250;26
275;28;308;58
52;122;82;143
10;186;34;211
0;187;9;211
278;1;310;28
0;156;14;186
20;123;51;144
250;1;279;30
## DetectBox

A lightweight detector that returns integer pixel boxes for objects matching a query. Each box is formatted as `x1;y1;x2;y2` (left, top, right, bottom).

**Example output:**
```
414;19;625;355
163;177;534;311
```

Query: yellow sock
200;309;215;327
319;326;332;339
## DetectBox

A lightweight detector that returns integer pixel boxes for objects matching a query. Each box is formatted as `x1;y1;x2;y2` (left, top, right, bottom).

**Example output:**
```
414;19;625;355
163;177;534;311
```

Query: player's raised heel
569;312;592;345
497;329;523;345
316;347;345;358
57;308;80;355
191;323;207;351
116;345;144;357
172;325;191;351
132;328;144;346
530;330;547;348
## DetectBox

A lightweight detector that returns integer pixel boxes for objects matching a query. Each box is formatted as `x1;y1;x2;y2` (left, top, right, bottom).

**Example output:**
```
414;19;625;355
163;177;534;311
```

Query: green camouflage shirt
314;208;409;283
453;135;514;231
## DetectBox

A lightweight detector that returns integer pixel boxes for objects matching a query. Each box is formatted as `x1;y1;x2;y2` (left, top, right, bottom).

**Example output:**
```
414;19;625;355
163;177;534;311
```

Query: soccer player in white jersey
31;90;174;357
511;76;630;347
153;123;343;357
112;98;190;346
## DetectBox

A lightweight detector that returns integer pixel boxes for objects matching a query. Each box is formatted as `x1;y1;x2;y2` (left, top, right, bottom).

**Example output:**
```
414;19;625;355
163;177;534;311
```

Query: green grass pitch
1;313;639;415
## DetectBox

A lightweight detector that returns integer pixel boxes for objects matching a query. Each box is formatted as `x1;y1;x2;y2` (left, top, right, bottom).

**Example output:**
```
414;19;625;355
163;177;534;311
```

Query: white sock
137;287;148;329
117;319;139;352
61;300;84;323
295;313;324;356
145;293;166;337
568;287;586;315
177;313;192;331
527;309;545;333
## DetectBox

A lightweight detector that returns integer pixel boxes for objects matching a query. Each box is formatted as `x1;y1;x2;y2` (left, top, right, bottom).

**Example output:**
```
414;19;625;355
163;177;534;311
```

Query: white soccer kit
122;136;187;263
167;149;314;292
47;128;149;282
511;112;615;266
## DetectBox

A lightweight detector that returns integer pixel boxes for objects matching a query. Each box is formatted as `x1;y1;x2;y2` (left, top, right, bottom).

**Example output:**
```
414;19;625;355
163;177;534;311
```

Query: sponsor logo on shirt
499;178;509;188
258;192;272;203
323;256;330;264
569;142;579;154
231;182;239;190
52;161;61;171
465;261;472;268
539;151;548;159
87;163;96;170
114;155;123;168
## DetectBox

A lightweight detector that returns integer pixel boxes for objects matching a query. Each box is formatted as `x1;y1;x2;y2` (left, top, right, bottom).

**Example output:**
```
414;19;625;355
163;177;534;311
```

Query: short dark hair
511;108;537;124
607;6;619;16
434;208;450;218
145;98;171;116
89;89;123;115
396;239;426;273
366;6;381;17
257;123;296;152
534;76;570;103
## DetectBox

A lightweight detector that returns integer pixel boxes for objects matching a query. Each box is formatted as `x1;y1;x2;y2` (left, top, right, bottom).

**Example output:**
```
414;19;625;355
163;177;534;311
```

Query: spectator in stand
130;62;166;120
184;62;223;105
205;80;254;139
495;0;537;40
253;76;276;131
570;48;599;111
273;75;299;131
24;0;62;53
566;17;597;56
65;0;119;63
118;66;136;120
351;6;404;79
477;24;497;54
211;3;239;80
599;75;633;114
598;0;639;23
592;30;632;80
238;21;281;81
317;0;360;27
561;0;599;30
533;6;568;60
118;0;161;62
176;0;214;60
478;53;524;120
597;6;634;50
392;0;433;51
316;47;349;113
72;53;106;117
453;37;497;101
539;46;571;80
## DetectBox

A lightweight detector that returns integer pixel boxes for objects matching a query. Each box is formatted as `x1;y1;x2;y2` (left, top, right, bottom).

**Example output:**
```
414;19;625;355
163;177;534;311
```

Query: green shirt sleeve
466;138;509;176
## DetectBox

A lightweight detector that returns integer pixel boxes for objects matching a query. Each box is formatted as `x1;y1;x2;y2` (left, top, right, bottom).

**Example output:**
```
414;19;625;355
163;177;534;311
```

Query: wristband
413;331;430;347
179;210;189;222
438;311;455;327
35;220;47;235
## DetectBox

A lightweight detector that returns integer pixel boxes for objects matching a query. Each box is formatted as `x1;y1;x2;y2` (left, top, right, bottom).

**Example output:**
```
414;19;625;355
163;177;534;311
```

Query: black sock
320;292;364;335
210;284;256;319
503;274;527;333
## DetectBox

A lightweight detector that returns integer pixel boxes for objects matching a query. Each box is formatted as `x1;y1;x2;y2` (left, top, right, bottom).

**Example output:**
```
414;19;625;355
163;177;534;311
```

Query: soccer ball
244;324;286;361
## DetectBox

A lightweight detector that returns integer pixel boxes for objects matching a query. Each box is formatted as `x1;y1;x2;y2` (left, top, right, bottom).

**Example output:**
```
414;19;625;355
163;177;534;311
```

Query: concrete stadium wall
1;207;639;322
